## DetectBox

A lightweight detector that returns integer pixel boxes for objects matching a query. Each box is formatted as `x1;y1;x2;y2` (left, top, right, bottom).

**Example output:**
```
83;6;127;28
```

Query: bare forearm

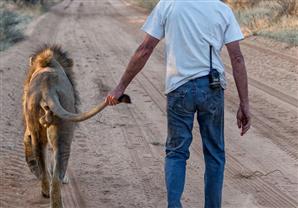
106;34;159;106
116;45;153;91
231;55;249;105
226;41;251;135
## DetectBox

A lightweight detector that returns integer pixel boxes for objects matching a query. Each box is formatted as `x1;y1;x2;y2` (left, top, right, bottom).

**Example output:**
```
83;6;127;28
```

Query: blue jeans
165;76;225;208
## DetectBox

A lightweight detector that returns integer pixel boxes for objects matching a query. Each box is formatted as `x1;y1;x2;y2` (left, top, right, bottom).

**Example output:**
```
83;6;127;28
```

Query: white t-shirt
141;0;244;94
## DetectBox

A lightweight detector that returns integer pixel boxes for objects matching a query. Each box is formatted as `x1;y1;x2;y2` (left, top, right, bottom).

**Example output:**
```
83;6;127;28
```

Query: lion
22;44;130;208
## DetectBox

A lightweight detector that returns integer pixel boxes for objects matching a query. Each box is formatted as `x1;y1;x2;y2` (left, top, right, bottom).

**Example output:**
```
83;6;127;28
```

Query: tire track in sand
71;10;166;206
241;41;298;65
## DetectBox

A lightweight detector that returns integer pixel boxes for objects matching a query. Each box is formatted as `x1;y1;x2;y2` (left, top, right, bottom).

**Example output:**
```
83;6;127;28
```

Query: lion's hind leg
40;128;50;198
47;149;69;184
47;124;72;208
24;128;50;198
40;145;50;198
24;130;42;179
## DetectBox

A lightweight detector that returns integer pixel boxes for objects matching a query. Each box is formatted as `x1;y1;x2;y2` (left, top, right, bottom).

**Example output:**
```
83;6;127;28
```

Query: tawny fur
23;45;130;208
23;45;76;208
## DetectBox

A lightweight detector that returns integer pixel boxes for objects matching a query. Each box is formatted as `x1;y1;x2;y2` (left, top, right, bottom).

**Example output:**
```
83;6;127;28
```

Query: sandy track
241;41;298;65
0;0;297;207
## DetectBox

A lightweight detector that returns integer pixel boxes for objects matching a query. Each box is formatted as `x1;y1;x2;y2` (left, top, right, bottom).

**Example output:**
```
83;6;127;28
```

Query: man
106;0;251;207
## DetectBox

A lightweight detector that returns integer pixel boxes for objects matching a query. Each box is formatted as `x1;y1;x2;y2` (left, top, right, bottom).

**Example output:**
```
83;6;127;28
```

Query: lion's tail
44;93;131;122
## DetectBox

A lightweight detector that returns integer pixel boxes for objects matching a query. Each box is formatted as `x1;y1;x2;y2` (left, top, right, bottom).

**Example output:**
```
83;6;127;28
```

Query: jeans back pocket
167;84;195;114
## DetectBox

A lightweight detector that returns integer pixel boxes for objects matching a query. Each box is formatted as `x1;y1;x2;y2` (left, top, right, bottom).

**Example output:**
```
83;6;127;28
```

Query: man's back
142;0;243;93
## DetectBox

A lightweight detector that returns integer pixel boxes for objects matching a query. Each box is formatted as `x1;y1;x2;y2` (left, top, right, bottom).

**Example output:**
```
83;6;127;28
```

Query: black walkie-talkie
209;45;221;89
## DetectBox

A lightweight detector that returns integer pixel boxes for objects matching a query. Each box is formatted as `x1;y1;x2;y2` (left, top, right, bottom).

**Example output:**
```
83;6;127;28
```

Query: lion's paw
62;175;69;184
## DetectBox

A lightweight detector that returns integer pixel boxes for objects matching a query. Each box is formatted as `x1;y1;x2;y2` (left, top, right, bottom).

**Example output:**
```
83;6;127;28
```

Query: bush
277;0;298;16
234;1;281;31
0;9;25;51
224;0;297;16
0;0;48;51
257;28;298;46
3;0;42;6
224;0;262;9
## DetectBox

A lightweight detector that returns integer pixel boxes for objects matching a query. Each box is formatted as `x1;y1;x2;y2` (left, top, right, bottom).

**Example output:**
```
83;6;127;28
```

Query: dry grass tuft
0;0;60;51
0;1;39;51
276;0;298;16
224;0;298;45
224;0;262;9
0;9;28;51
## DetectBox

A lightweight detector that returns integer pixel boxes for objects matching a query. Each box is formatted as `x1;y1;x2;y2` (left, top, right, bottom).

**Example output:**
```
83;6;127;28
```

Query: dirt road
1;0;297;207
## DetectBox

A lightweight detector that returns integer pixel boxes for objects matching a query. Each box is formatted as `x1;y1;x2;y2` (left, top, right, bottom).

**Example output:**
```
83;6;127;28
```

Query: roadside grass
0;0;60;51
127;0;158;11
254;15;298;46
233;0;298;46
257;27;298;46
0;9;27;51
131;0;298;46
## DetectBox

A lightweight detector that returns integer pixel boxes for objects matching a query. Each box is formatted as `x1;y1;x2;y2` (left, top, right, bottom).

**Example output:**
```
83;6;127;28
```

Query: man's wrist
116;83;126;92
240;100;249;108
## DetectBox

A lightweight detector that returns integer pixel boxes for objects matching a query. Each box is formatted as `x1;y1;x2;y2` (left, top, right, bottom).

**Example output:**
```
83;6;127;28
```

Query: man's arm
226;41;251;136
106;34;160;105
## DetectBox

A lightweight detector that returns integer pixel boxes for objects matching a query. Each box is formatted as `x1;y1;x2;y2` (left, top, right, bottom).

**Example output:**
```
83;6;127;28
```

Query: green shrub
257;28;298;46
0;10;26;51
3;0;42;6
0;0;48;51
233;1;298;45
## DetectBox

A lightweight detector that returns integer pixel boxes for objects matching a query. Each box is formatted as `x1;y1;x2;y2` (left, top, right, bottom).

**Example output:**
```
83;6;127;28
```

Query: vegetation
230;0;298;45
132;0;298;46
0;0;59;51
0;9;27;51
4;0;43;6
128;0;158;11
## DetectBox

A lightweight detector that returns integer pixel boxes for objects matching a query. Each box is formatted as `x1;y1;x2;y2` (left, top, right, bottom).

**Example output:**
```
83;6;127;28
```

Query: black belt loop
209;45;213;70
208;45;221;89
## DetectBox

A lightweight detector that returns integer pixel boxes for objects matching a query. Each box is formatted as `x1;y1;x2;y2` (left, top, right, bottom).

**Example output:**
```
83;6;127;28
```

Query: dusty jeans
165;76;225;208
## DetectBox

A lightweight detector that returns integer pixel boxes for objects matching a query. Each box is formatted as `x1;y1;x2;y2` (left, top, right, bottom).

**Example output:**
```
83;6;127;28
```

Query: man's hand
105;87;124;106
105;34;159;106
237;103;251;136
